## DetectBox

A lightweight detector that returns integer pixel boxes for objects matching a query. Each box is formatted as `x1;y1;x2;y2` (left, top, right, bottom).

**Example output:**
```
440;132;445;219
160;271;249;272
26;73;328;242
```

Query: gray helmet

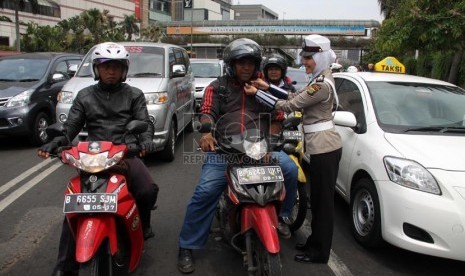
263;54;287;80
223;38;262;78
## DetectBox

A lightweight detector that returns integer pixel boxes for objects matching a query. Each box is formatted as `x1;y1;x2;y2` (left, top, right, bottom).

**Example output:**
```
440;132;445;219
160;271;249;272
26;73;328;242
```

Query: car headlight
384;156;441;195
57;91;74;104
5;89;33;107
145;92;168;105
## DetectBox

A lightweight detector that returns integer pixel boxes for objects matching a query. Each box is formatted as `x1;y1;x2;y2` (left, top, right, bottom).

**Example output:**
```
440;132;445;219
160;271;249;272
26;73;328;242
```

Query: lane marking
0;161;62;213
0;158;55;196
300;219;354;276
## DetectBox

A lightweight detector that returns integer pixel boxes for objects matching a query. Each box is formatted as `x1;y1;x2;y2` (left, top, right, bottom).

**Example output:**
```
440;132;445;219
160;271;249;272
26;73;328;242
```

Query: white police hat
300;34;331;57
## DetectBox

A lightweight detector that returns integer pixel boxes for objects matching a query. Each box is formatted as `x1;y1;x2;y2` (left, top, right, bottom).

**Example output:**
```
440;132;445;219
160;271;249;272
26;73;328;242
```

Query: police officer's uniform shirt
275;69;341;155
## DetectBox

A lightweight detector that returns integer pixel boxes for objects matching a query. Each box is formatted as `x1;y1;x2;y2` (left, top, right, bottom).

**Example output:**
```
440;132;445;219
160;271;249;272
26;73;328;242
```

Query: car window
335;78;365;126
0;58;50;81
191;62;222;78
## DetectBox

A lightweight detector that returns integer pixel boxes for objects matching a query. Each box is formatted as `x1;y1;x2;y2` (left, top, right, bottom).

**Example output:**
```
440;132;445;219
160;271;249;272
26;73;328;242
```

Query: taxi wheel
350;178;384;248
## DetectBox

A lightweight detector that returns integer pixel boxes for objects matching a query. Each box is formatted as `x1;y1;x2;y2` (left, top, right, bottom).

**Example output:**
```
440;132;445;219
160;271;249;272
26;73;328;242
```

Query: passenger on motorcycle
177;38;298;274
262;53;296;93
37;42;159;276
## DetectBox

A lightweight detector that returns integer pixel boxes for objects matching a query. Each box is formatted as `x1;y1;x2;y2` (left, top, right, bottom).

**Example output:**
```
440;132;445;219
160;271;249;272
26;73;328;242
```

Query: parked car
56;42;196;161
190;58;224;111
286;67;309;92
0;52;82;145
331;71;465;261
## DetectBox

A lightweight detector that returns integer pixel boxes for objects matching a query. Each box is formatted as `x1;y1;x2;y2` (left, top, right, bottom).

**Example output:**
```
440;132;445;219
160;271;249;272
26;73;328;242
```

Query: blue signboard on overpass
168;25;367;35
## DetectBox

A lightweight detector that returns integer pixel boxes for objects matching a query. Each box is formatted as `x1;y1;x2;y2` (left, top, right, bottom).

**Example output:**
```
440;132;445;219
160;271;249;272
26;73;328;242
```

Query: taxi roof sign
374;56;405;73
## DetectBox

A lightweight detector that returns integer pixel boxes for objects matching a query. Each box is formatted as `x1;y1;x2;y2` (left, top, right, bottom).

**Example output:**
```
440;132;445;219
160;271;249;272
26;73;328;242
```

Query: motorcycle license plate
236;166;284;185
63;193;117;214
283;130;302;141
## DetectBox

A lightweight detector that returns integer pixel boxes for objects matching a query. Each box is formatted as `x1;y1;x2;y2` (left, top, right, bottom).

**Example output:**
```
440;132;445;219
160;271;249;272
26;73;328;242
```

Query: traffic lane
0;160;72;275
2;131;465;275
0;136;46;188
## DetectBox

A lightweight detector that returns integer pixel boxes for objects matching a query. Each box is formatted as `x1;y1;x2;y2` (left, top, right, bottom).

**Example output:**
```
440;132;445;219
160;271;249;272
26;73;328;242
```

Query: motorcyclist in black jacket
38;42;159;276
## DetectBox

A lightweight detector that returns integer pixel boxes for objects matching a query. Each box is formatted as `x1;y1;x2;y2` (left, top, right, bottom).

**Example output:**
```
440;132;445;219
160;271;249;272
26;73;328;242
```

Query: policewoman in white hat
244;34;342;264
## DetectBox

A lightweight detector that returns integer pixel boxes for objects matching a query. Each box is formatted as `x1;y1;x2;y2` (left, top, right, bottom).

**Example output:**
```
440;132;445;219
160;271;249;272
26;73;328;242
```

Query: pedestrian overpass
163;19;381;62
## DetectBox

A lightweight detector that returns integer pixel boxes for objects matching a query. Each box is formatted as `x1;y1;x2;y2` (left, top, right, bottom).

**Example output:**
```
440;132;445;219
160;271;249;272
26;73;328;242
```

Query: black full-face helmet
263;53;287;80
223;38;262;78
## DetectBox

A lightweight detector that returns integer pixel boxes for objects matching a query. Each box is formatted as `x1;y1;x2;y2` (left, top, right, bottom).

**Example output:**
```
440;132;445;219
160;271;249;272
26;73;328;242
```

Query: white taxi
332;71;465;261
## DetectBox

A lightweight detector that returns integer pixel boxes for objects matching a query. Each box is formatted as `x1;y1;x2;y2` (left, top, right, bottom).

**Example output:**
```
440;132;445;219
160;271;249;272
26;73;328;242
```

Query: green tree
0;0;39;51
373;0;465;84
121;14;140;41
377;0;401;19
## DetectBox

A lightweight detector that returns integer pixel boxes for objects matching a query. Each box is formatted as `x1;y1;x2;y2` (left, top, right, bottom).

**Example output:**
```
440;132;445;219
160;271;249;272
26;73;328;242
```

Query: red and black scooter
48;120;148;276
202;125;285;276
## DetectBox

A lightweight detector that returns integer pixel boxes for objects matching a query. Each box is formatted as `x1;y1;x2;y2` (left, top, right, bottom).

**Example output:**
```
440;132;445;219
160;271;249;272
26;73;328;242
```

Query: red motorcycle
49;121;148;276
204;125;285;276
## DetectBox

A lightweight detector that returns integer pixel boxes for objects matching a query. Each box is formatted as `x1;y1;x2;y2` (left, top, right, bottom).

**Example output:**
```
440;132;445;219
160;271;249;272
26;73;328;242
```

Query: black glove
40;136;69;154
140;141;156;154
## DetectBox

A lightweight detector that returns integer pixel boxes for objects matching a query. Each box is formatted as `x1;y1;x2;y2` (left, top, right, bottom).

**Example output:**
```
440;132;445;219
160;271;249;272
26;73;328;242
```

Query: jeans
179;151;297;249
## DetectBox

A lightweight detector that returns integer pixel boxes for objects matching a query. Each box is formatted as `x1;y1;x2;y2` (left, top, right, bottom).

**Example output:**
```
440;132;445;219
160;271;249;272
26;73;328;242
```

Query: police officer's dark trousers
304;148;342;262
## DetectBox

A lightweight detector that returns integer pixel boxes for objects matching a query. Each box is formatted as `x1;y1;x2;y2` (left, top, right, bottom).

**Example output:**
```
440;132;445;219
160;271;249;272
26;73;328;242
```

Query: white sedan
332;72;465;262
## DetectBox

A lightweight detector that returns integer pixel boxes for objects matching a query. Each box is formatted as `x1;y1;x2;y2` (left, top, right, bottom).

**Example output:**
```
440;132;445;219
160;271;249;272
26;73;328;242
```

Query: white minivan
56;42;195;161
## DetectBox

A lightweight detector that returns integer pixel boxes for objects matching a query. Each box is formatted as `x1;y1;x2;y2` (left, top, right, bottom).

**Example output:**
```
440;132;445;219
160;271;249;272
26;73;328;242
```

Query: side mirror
68;64;78;77
51;72;66;83
172;64;186;77
333;111;357;128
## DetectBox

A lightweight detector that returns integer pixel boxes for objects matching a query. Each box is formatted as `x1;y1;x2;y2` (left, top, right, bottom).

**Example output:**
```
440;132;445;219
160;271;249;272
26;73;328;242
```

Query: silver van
56;42;195;161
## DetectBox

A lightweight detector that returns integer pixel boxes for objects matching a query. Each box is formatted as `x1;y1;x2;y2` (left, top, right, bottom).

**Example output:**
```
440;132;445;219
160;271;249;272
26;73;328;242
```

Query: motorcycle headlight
244;139;267;160
64;151;124;173
384;156;441;195
5;89;33;107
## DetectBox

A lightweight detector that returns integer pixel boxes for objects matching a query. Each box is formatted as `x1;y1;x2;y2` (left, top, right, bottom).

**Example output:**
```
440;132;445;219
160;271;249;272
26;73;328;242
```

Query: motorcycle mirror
126;120;148;134
46;123;66;138
282;116;301;129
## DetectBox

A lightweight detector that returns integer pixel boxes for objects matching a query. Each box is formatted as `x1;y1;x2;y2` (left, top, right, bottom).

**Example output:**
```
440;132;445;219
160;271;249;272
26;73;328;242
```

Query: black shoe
294;253;328;264
143;226;155;240
295;243;306;251
277;217;291;239
178;248;195;274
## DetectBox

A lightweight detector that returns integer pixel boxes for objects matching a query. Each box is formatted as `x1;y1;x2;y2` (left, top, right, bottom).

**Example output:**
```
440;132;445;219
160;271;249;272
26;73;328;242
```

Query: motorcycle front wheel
288;181;308;232
79;240;113;276
251;235;282;276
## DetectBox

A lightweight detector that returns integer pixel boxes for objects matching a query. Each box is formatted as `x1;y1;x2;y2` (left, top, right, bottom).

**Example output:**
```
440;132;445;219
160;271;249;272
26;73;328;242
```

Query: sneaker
143;226;155;240
177;248;195;274
278;218;291;239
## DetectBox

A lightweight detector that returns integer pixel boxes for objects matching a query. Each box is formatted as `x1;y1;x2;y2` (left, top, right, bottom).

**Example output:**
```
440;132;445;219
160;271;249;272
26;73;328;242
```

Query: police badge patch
306;84;322;95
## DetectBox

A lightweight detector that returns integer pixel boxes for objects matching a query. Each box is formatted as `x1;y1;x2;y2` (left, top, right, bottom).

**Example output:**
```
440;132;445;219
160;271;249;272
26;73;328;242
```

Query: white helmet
91;42;129;81
347;66;358;73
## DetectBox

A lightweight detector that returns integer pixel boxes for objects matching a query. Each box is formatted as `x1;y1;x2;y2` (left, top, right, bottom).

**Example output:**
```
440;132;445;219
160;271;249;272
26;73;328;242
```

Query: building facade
0;0;136;47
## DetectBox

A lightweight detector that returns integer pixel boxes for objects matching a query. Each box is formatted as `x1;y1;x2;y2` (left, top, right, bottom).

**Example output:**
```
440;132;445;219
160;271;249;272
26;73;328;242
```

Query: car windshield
76;46;165;78
191;62;222;78
368;81;465;132
0;58;49;81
